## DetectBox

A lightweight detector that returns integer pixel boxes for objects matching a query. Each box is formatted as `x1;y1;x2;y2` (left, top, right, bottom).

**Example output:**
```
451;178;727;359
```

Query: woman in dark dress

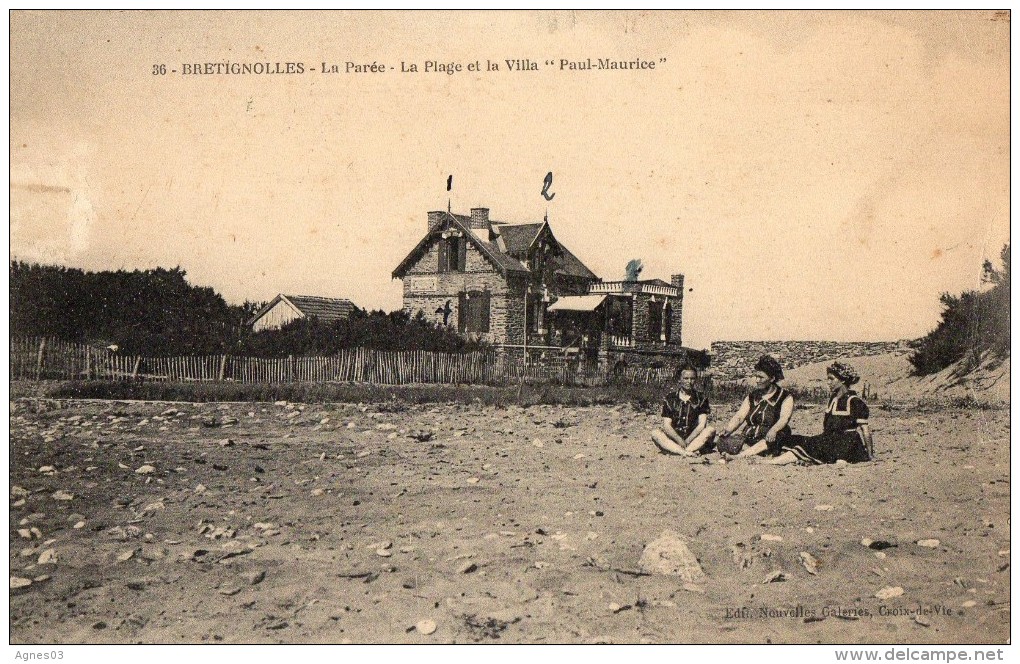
717;355;794;457
768;361;874;465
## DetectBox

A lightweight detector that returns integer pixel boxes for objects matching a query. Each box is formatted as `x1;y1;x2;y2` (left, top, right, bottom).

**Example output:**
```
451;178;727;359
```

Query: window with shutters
458;290;490;333
438;235;467;273
663;302;673;343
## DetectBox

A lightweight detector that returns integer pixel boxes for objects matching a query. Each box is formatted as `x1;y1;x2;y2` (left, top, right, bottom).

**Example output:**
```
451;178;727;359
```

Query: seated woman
768;361;873;465
651;364;716;456
717;355;794;458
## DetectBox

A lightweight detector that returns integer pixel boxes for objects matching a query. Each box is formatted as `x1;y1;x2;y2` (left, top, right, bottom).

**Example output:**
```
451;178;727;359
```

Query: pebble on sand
916;539;941;548
799;552;820;575
638;531;706;583
875;586;904;600
11;576;32;589
135;465;156;474
415;619;437;635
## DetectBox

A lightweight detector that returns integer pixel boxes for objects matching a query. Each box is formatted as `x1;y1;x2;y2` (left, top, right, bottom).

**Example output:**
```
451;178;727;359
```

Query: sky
9;10;1010;348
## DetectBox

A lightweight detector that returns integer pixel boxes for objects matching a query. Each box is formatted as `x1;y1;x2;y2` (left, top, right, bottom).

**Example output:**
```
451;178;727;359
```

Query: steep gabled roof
392;210;598;282
392;212;529;279
249;294;356;326
498;223;544;257
553;242;599;281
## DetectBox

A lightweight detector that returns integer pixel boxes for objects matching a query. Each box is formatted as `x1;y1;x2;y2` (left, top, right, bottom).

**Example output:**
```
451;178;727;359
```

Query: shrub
909;244;1010;375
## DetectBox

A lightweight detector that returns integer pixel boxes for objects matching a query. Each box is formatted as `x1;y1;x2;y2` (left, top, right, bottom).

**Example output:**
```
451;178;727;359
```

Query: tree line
9;262;480;357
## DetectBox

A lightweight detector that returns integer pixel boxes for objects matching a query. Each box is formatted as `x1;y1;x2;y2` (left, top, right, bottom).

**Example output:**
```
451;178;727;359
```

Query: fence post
35;338;46;380
288;354;295;382
85;345;92;380
219;354;228;382
131;357;141;381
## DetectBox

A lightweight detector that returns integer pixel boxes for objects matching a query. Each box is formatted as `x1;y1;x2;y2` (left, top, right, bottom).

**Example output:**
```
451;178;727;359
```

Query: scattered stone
11;576;32;589
37;549;57;565
32;575;50;583
466;477;480;484
375;548;392;558
638;531;706;583
219;439;235;447
609;602;632;613
916;539;940;548
800;552;820;575
141;500;165;513
310;488;325;497
116;549;136;562
815;504;834;512
219;585;242;596
415;619;437;635
458;561;478;574
532;439;544;448
763;570;786;583
730;543;753;569
18;529;32;539
73;521;85;530
243;570;266;585
38;466;56;474
52;490;74;501
875;586;904;600
914;615;931;627
760;534;783;542
866;540;896;550
135;465;156;474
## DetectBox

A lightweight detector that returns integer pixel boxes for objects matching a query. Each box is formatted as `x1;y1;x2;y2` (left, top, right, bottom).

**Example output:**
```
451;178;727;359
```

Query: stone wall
708;340;908;380
402;239;513;344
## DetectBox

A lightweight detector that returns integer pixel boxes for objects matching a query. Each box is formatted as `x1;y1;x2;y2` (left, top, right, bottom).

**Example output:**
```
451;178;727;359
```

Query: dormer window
438;231;467;273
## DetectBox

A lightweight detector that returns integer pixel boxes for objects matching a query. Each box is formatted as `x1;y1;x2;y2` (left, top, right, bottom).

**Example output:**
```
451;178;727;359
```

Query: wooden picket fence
9;337;678;387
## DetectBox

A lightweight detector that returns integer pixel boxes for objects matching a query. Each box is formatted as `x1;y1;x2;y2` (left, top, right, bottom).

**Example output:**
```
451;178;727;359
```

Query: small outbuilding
249;294;357;332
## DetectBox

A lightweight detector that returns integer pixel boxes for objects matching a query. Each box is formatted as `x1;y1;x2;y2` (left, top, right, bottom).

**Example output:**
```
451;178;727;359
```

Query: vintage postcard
8;10;1010;652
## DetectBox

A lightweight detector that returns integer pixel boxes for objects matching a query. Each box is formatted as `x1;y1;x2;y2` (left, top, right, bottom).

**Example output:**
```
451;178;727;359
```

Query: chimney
428;210;445;233
469;207;490;233
671;273;685;295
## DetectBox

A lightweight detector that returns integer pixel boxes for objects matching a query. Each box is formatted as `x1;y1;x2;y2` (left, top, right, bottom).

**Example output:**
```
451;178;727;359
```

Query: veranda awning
546;294;607;312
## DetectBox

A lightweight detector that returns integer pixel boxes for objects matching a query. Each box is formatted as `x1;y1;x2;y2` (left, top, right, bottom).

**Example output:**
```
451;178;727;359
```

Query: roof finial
447;174;453;213
544;208;548;223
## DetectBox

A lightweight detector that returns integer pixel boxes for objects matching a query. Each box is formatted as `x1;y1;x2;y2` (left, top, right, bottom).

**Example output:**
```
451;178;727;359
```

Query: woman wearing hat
767;361;873;465
716;355;794;457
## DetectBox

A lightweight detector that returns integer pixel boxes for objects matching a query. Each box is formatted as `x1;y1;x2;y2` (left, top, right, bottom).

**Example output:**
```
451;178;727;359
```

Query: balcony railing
589;281;680;297
607;334;633;347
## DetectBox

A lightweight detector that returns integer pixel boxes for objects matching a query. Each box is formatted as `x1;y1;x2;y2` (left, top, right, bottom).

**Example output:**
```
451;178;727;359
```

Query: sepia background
9;10;1010;348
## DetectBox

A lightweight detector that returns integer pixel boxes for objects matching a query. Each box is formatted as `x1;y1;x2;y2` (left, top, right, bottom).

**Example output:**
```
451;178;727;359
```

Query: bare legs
765;451;799;465
651;427;716;456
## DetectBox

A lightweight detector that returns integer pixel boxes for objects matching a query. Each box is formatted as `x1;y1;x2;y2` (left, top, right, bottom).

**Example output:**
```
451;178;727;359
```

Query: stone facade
401;245;513;344
708;340;909;380
395;207;691;365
